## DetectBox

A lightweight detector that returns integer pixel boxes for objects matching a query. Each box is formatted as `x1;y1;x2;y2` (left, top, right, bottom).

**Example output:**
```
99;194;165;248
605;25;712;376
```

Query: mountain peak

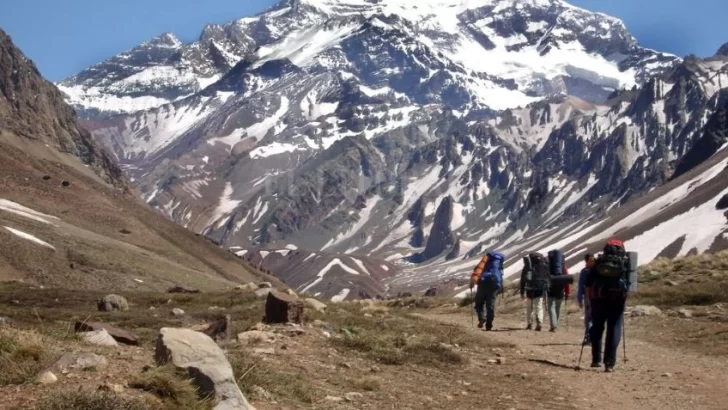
716;42;728;57
145;32;183;48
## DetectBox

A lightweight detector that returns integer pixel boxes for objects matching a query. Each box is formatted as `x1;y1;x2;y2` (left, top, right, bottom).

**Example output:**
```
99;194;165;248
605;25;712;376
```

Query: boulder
48;353;108;373
305;298;327;313
424;287;438;297
98;382;125;393
235;283;258;292
202;315;232;341
345;392;363;402
74;321;140;345
631;305;662;317
0;316;8;327
155;328;256;410
172;308;185;316
257;282;273;289
678;308;693;318
237;330;276;344
264;291;304;324
36;371;58;384
255;288;273;298
167;285;201;294
97;294;128;312
80;329;118;347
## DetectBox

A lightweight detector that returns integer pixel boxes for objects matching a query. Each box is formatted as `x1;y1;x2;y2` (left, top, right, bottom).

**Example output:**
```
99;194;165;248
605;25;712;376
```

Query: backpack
594;239;629;279
547;249;565;277
479;251;505;289
528;252;550;290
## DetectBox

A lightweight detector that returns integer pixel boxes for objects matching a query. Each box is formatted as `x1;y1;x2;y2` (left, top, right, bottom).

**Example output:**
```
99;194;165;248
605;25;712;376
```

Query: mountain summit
59;0;677;118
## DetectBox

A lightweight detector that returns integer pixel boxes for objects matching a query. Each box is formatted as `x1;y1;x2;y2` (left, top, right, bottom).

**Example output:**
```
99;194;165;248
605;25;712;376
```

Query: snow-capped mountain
59;0;728;300
60;0;677;119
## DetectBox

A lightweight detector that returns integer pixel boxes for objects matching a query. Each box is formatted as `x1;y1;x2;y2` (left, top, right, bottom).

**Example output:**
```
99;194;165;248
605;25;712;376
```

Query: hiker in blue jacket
577;253;595;345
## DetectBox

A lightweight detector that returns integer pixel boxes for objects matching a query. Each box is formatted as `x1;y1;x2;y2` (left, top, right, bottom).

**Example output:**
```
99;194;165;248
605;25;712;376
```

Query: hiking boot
549;327;557;332
485;326;493;331
590;362;601;368
605;367;615;373
535;325;542;331
526;324;532;330
477;320;484;329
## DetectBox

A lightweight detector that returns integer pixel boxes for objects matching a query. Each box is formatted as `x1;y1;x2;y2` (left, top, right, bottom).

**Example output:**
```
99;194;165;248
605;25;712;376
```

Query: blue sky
1;0;726;81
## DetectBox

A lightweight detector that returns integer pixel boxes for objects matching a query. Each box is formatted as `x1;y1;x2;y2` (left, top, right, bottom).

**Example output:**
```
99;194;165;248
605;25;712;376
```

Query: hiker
577;253;596;345
586;239;631;372
520;252;549;331
547;250;571;332
469;251;505;331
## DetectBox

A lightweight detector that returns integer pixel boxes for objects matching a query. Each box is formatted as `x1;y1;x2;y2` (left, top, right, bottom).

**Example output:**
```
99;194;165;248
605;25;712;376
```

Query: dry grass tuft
35;390;153;410
0;328;55;386
228;353;317;405
325;304;479;367
128;365;212;410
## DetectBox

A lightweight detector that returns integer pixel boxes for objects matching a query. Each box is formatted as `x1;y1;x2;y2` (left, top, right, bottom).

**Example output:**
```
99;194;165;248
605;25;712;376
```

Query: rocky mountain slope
57;0;728;299
0;28;276;291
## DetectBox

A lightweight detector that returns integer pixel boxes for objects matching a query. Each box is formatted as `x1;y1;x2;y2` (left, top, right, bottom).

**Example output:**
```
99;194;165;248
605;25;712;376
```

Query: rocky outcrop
264;291;304;324
672;101;728;180
415;196;456;262
0;29;125;188
155;327;256;410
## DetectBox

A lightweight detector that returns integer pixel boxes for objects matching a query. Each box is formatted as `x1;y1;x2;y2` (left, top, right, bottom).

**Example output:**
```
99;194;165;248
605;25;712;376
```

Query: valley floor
0;283;726;409
424;304;728;410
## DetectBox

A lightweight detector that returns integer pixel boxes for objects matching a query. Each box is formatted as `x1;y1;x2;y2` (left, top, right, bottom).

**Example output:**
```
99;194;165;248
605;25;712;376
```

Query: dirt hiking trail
422;305;728;410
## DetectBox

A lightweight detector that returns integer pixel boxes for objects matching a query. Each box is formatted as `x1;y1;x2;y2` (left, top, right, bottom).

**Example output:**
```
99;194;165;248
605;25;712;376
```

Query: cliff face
0;29;125;188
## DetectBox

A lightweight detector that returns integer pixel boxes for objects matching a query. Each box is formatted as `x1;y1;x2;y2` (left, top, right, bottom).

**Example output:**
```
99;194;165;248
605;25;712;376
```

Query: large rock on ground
48;353;108;373
255;288;273;298
74;321;140;345
631;305;663;317
235;283;258;292
80;329;118;347
264;291;304;324
305;298;327;313
155;328;255;410
167;285;201;294
97;294;128;312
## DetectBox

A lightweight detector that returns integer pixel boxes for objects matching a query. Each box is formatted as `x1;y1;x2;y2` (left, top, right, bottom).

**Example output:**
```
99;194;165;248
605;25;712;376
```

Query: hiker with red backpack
586;239;636;372
469;251;505;331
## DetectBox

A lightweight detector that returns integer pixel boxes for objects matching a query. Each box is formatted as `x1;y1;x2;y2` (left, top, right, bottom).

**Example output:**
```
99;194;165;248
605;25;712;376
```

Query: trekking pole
577;341;586;369
470;288;475;329
622;311;627;363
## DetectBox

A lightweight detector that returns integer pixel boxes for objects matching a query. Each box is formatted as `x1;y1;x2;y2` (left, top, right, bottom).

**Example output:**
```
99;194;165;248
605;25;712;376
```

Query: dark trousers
475;283;499;328
589;296;626;367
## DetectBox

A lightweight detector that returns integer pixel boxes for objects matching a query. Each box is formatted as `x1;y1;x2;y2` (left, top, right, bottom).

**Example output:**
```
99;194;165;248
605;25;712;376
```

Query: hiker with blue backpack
469;251;505;331
547;249;571;332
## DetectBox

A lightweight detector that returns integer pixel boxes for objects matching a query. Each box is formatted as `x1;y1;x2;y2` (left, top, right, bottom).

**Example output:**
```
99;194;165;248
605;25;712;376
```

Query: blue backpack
479;251;505;289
